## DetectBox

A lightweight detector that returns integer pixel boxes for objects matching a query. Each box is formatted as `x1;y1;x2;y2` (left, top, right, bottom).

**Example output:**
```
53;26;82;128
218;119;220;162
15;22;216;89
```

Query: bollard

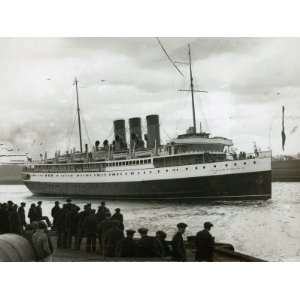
0;234;36;262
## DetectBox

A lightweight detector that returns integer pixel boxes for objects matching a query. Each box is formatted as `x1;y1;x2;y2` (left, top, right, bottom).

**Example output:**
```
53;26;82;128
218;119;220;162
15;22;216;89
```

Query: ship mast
74;77;83;153
178;45;208;135
188;44;196;134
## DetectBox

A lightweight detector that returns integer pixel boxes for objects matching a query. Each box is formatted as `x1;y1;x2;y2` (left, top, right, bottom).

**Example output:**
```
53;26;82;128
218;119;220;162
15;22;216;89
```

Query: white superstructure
0;143;30;165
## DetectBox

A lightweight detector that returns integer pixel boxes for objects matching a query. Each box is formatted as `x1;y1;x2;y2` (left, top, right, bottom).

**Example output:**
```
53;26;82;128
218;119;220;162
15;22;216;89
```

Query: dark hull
272;160;300;182
24;171;272;200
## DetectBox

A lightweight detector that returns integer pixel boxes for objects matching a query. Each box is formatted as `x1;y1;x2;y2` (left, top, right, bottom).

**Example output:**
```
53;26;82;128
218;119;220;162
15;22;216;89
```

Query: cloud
1;37;300;157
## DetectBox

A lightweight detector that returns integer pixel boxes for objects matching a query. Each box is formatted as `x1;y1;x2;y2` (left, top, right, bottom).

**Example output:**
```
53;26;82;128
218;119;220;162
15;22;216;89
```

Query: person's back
32;222;53;261
36;203;43;221
9;206;21;234
0;205;9;234
116;237;137;258
17;204;26;228
136;228;162;258
28;204;38;223
171;223;188;261
195;223;215;262
51;202;61;229
103;224;124;257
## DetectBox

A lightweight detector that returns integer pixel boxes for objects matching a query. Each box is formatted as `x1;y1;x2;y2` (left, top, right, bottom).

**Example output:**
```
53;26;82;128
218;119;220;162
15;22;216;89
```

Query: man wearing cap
171;223;188;261
156;230;171;257
116;229;138;258
137;227;162;258
195;222;215;262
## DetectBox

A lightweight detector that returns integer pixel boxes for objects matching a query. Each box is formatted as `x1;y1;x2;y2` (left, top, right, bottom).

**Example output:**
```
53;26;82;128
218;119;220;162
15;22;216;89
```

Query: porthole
225;164;228;167
166;169;168;172
203;166;206;169
157;170;160;173
214;165;216;168
234;163;237;166
195;167;198;170
253;161;256;164
244;162;247;165
186;168;188;171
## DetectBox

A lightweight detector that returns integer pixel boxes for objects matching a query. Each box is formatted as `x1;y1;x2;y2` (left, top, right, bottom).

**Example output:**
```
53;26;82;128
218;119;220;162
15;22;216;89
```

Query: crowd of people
0;199;215;262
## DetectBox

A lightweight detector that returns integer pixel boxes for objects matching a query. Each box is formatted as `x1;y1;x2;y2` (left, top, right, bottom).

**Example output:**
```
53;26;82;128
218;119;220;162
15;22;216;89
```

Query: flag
281;106;286;151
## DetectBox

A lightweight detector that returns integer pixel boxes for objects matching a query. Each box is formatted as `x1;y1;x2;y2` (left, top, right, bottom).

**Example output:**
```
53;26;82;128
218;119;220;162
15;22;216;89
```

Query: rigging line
66;111;77;151
160;123;173;141
81;114;92;148
156;37;184;77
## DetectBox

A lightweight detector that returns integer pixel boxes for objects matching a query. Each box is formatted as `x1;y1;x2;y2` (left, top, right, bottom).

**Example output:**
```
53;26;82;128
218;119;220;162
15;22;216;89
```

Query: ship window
214;165;216;168
186;168;188;171
137;160;140;165
157;170;160;173
225;164;228;167
203;166;205;169
234;163;237;166
149;171;152;174
129;161;132;165
143;171;146;174
126;161;129;165
253;161;256;164
166;169;168;172
148;159;151;163
131;172;134;175
195;167;198;170
144;159;147;164
244;162;247;165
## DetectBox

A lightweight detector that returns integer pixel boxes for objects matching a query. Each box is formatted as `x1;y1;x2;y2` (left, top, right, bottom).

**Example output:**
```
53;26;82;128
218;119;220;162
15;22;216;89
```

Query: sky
1;37;300;158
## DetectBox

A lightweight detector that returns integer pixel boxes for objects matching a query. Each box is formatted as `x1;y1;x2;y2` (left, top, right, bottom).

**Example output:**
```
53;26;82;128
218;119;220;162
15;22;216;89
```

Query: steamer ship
22;45;272;200
0;143;30;184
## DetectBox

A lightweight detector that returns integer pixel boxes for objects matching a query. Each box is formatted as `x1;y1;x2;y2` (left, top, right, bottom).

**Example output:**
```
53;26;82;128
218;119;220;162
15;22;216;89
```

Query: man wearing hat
195;222;215;262
111;208;124;230
171;223;188;261
96;201;111;223
17;202;27;231
51;201;61;230
36;201;51;227
116;229;137;258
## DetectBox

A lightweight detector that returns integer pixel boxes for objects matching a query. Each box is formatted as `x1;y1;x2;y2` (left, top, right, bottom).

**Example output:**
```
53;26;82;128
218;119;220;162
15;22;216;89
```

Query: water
1;183;300;261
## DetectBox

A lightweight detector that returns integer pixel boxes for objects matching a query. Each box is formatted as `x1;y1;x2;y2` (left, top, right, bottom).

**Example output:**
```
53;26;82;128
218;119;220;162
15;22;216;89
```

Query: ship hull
24;170;272;200
0;164;23;184
272;160;300;182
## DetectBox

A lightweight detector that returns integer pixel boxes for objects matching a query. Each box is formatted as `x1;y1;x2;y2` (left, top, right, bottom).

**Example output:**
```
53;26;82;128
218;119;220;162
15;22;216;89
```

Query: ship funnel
146;114;160;149
129;117;143;149
113;119;126;144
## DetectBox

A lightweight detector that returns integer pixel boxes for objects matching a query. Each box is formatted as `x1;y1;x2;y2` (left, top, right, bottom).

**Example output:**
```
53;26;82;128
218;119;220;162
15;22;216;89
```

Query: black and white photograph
1;36;299;263
1;3;300;299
